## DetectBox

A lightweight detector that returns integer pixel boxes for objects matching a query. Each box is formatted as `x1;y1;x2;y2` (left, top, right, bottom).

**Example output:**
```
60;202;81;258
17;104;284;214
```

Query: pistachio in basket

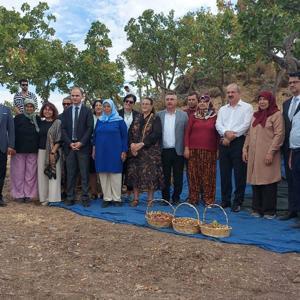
207;220;228;229
147;211;173;222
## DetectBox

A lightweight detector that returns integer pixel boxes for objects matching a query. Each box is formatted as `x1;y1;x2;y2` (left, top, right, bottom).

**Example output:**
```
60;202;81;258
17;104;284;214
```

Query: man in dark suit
0;103;15;206
61;87;93;207
280;71;300;220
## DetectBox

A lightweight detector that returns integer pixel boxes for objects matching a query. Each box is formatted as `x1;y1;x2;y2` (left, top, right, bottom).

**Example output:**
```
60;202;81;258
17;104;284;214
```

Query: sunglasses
199;96;210;102
21;83;28;86
125;100;134;104
63;103;71;106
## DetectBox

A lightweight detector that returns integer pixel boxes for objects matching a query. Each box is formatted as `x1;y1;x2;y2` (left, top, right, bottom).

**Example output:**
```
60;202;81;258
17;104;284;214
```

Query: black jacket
14;114;40;153
61;104;93;154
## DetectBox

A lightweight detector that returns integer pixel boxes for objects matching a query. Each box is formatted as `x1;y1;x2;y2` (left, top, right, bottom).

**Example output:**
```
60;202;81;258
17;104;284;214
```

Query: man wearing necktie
61;87;93;207
281;71;300;220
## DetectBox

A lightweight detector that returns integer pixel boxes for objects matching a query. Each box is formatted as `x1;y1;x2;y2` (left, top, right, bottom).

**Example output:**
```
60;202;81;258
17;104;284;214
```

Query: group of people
0;73;300;228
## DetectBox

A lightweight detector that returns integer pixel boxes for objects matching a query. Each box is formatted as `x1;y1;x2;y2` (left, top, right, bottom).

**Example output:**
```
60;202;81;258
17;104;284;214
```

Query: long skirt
10;153;38;199
188;149;217;205
38;149;61;204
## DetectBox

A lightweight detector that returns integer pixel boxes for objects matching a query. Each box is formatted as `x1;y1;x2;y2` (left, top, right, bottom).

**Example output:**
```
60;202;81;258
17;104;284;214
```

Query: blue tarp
50;166;300;254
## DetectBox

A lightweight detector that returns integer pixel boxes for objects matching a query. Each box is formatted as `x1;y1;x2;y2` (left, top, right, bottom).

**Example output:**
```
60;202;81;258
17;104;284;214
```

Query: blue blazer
0;104;14;153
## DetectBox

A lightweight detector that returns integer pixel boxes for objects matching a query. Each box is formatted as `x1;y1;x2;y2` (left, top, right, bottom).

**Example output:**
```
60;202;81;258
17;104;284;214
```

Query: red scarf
252;91;279;127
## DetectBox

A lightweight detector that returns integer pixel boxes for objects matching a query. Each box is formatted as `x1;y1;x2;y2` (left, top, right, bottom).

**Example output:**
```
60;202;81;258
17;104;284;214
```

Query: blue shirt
290;110;300;149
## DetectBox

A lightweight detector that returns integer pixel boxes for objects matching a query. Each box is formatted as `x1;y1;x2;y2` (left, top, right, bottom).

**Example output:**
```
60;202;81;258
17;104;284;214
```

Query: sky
0;0;223;110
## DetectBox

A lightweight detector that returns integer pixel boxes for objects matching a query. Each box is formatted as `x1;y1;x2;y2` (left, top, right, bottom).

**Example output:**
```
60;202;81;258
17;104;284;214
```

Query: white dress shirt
290;110;300;149
216;100;253;137
123;111;133;131
163;111;176;148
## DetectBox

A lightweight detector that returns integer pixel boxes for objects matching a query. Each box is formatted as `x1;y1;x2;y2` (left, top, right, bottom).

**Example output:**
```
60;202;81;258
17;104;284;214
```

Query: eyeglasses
63;103;71;106
288;80;300;85
125;100;134;104
21;83;28;86
199;96;210;102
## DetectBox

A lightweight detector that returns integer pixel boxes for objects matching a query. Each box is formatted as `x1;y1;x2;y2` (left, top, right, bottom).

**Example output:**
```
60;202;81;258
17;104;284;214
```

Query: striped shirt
13;91;38;113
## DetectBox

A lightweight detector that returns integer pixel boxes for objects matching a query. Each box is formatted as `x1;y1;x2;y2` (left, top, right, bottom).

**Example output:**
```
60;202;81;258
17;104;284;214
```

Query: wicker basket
172;203;201;234
200;204;232;238
145;199;174;229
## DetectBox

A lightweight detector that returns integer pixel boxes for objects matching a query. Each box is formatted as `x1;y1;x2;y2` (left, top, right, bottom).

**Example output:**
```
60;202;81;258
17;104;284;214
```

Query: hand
73;142;82;150
184;147;189;159
225;131;237;141
130;143;138;153
136;142;144;151
50;153;56;164
222;137;230;147
242;151;248;163
7;147;15;156
121;152;127;161
265;153;273;165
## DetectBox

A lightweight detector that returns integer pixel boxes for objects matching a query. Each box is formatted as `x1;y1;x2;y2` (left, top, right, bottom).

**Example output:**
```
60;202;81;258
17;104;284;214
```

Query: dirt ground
0;180;300;300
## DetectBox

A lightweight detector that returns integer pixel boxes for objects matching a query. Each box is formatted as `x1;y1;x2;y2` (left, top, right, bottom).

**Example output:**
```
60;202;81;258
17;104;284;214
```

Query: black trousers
291;150;300;212
66;150;90;201
0;151;7;200
252;182;277;215
161;148;184;201
219;136;247;205
283;146;296;212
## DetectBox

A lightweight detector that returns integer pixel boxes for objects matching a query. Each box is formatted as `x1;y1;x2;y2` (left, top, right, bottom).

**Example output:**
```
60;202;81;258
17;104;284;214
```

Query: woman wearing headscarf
242;91;284;219
10;98;40;202
37;102;62;205
184;94;219;205
90;99;103;200
92;99;128;207
126;97;163;207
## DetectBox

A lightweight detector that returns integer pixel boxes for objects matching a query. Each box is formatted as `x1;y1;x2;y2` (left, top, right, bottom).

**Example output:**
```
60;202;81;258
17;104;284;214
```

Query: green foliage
0;4;124;102
72;21;124;103
179;7;239;94
123;9;182;92
237;0;300;72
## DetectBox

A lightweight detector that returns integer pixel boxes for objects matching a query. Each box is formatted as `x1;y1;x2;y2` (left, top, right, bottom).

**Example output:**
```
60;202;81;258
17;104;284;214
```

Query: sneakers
264;214;276;220
251;211;261;218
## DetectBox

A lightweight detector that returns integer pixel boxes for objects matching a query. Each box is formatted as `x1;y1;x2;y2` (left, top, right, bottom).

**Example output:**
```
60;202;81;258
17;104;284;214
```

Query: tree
72;21;124;104
123;10;182;94
0;2;57;95
237;0;300;91
177;5;240;100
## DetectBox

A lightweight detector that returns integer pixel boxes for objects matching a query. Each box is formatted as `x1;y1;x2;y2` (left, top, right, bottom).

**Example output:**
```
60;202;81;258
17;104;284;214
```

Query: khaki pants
38;149;61;203
98;173;122;202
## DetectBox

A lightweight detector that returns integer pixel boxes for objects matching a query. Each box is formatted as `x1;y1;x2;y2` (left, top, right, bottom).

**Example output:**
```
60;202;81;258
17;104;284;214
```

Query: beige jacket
243;111;285;185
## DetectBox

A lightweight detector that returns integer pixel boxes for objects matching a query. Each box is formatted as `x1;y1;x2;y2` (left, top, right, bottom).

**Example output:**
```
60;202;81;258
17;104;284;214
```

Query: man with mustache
216;83;253;212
